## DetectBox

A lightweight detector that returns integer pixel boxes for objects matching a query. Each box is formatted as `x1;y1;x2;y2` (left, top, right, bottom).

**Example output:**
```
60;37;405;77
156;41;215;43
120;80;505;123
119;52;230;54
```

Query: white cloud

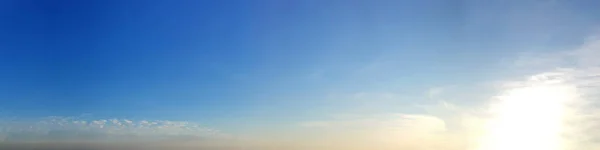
300;113;446;132
475;34;600;150
297;113;457;149
293;34;600;150
427;87;445;99
299;121;331;128
0;116;221;142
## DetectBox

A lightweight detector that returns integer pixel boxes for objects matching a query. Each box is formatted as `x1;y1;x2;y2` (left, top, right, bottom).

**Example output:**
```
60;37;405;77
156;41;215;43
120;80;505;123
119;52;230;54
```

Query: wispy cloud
296;33;600;150
296;113;466;150
472;34;600;150
427;87;445;99
0;116;221;142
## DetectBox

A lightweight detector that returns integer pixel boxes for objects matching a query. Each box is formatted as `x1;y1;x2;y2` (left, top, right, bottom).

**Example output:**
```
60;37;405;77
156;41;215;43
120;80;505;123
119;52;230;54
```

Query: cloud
475;34;600;150
427;87;445;99
293;34;600;150
295;113;468;150
299;121;331;128
300;113;446;132
0;116;221;142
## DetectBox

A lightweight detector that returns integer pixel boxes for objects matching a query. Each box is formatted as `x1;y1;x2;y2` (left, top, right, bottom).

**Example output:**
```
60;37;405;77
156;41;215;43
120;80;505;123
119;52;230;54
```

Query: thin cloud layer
0;116;220;142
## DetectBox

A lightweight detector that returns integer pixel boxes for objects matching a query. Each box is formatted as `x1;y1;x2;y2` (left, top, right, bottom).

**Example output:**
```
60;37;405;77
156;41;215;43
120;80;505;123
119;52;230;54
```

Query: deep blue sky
1;0;600;131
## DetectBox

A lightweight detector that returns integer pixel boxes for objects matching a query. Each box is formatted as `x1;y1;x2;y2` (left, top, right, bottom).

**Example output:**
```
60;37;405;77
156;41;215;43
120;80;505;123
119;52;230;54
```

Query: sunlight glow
478;75;575;150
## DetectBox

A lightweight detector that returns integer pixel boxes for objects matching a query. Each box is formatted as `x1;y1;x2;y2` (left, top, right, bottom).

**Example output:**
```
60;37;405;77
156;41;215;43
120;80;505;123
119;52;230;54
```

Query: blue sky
0;0;475;121
2;0;600;148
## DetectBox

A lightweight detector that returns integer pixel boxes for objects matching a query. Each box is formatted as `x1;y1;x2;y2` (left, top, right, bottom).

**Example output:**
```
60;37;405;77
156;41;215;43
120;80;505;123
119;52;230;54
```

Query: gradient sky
2;0;600;149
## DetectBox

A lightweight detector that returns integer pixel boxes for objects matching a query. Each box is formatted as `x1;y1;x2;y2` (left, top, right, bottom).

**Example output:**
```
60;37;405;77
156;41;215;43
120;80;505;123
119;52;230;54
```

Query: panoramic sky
1;0;600;150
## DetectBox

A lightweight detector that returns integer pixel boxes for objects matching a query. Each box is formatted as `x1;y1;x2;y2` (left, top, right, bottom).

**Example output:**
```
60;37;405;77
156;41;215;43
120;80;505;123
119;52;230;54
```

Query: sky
1;0;600;150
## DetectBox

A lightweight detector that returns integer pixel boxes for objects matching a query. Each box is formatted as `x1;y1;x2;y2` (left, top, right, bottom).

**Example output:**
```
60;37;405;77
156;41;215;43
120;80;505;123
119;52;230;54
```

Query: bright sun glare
478;74;576;150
